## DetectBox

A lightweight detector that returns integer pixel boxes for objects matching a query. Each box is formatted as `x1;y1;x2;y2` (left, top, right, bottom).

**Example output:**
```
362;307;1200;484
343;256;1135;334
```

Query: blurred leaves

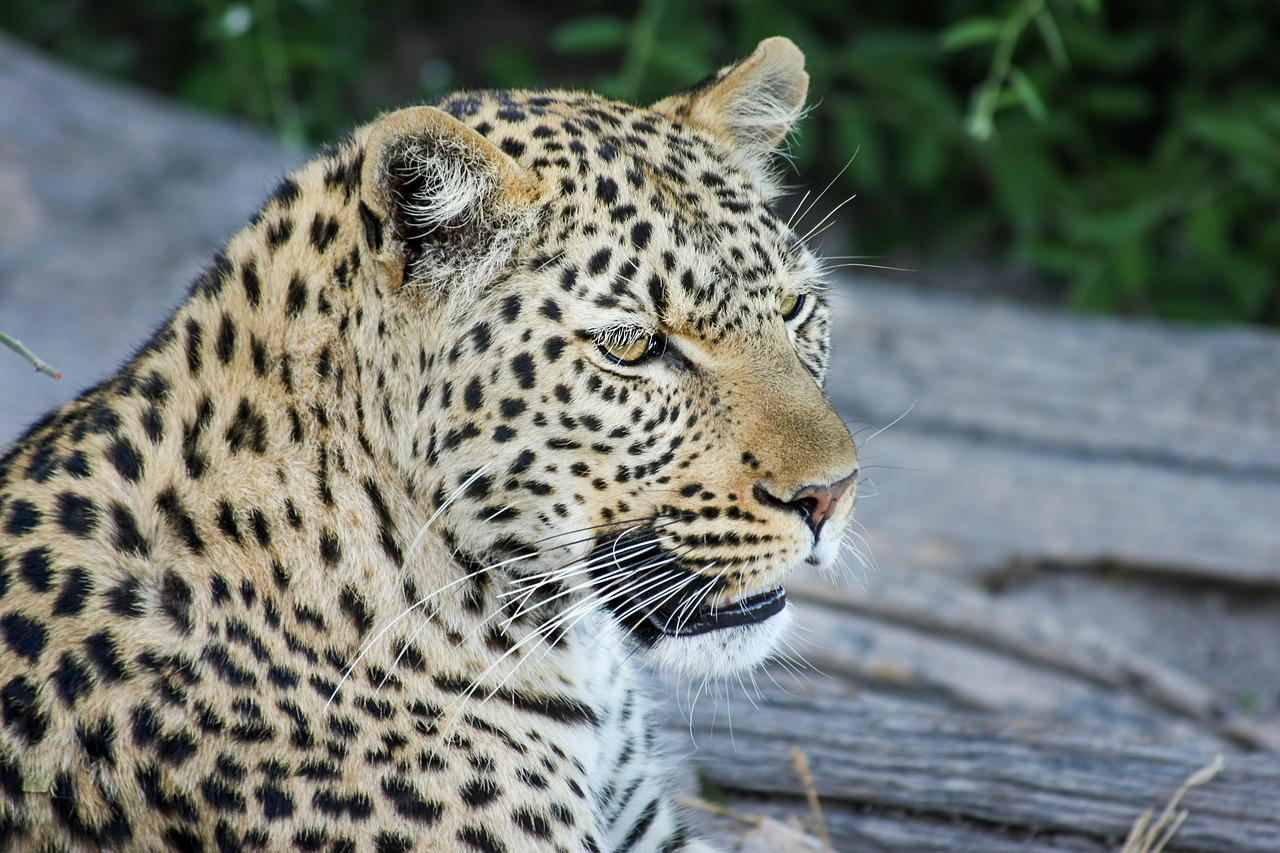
3;0;1278;325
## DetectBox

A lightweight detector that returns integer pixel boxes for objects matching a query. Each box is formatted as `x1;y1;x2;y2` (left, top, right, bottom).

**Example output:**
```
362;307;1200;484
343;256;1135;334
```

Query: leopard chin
584;529;799;676
642;604;794;679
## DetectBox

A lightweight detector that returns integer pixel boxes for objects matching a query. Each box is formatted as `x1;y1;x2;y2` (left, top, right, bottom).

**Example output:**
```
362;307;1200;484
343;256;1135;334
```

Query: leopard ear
651;37;808;197
358;106;539;294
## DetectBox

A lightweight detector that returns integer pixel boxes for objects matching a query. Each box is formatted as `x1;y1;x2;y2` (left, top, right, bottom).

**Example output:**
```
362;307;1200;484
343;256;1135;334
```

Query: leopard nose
755;469;858;539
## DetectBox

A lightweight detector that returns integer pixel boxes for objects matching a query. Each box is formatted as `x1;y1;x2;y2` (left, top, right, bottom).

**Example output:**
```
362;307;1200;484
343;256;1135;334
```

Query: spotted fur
0;37;858;851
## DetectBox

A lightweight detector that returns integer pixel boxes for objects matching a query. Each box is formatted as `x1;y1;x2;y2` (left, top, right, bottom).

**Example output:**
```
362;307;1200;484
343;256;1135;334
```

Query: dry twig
1;331;61;379
1120;754;1225;853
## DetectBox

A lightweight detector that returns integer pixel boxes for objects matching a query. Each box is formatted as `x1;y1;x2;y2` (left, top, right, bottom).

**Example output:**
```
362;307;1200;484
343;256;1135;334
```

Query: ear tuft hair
651;37;809;199
360;107;538;296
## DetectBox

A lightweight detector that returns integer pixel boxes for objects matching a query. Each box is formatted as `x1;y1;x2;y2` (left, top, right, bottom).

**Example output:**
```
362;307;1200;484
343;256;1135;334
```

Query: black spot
160;571;194;634
215;312;237;364
52;651;93;707
57;492;99;538
309;214;340;253
539;299;562;321
50;769;131;843
375;833;413;853
339;585;373;635
77;715;118;765
157;488;205;555
1;675;49;744
19;546;54;592
184;317;203;377
291;826;329;851
312;787;374;820
242;259;262;307
595;176;618;204
587;248;612;275
131;703;198;766
217;500;243;544
646;273;668;316
108;437;144;483
543;337;565;361
459;777;501;808
84;630;130;682
497;687;598;727
1;612;48;664
201;774;248;813
136;761;200;823
107;502;150;557
463;378;484;412
52;565;93;616
209;574;232;607
286;274;308;317
4;499;40;535
457;824;507;853
249;508;271;547
64;449;93;477
511;354;536;389
512;807;552;838
250;336;269;377
256;782;296;820
106;575;144;617
23;441;58;484
508;450;535;476
203;643;258;689
631;221;653;249
381;775;444;824
271;177;301;209
195;251;233;298
319;530;342;566
226;397;269;454
162;826;203;850
501;295;521;322
499;138;526;158
181;396;214;479
499;398;527;419
266;217;293;250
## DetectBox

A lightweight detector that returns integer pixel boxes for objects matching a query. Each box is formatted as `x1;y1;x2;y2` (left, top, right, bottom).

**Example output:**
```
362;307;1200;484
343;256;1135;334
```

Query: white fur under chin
642;604;793;679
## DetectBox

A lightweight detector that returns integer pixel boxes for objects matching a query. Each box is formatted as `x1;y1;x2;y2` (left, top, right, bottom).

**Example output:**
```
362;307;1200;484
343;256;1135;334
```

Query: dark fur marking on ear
359;202;384;253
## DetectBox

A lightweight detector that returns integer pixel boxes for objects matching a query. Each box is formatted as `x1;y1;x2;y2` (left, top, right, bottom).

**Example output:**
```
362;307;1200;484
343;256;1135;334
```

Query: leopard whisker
329;468;495;705
797;191;859;245
789;154;855;235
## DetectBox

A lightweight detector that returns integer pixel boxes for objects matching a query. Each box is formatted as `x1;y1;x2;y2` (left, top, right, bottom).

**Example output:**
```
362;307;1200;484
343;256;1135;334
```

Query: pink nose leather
790;470;857;536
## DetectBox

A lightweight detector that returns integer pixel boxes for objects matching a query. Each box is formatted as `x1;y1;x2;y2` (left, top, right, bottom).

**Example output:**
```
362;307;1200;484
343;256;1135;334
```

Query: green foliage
3;0;1278;324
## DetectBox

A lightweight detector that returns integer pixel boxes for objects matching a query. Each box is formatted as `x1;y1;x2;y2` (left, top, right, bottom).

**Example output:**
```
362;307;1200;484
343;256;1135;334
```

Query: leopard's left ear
358;105;539;294
651;37;808;198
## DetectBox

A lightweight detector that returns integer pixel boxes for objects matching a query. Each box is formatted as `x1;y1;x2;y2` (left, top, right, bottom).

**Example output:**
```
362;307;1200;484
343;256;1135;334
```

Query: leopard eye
599;332;657;365
780;292;806;322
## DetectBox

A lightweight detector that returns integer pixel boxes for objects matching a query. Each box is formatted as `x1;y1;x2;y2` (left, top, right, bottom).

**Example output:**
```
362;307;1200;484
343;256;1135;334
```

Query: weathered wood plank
825;283;1280;586
786;577;1279;751
666;685;1280;852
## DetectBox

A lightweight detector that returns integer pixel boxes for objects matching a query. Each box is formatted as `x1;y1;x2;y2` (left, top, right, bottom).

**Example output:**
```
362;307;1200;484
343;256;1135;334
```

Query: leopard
0;36;859;852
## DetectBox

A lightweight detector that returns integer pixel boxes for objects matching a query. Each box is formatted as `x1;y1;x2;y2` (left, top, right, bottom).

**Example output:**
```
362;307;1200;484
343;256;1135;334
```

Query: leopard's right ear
358;106;539;294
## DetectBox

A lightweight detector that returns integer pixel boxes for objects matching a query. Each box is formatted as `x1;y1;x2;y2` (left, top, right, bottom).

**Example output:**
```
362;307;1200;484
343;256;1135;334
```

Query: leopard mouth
586;530;787;642
644;586;786;637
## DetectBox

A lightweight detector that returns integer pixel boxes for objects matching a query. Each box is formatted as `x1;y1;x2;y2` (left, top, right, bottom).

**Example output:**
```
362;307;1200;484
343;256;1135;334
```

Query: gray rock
0;35;300;442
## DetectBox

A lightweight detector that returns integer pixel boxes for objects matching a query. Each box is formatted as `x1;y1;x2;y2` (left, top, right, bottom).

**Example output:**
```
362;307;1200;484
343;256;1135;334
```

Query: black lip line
648;587;787;637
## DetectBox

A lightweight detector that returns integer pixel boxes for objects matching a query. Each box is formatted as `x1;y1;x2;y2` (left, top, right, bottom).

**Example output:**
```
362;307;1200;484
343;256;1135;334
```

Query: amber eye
780;292;806;321
599;332;657;365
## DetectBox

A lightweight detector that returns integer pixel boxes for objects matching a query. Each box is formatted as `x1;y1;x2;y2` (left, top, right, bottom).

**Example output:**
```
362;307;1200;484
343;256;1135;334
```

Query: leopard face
352;42;859;679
